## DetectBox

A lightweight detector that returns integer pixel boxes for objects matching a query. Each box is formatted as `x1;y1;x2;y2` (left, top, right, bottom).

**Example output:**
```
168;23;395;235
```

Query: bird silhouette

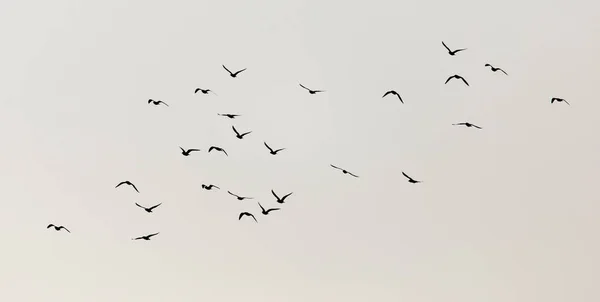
201;184;220;190
194;88;217;95
299;83;325;94
239;212;257;223
47;224;70;233
271;190;293;204
453;122;482;129
330;164;359;177
132;232;160;241
442;41;467;56
228;191;253;200
484;64;508;75
116;181;139;193
218;113;240;119
551;97;570;105
180;147;201;156
258;202;280;215
232;126;252;139
402;172;422;184
208;146;228;156
382;90;404;103
445;74;469;86
148;99;169;106
264;142;285;155
223;65;246;78
135;202;162;213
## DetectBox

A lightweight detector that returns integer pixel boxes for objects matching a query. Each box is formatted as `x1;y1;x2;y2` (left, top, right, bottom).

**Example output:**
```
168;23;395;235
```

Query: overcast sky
1;0;599;301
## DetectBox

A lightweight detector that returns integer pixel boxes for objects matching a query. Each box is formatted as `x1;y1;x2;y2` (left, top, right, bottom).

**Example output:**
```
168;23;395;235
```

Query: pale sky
1;0;599;301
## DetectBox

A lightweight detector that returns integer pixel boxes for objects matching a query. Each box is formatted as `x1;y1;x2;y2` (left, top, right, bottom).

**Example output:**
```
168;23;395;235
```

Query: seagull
218;113;240;119
551;97;570;105
382;90;404;103
47;224;70;233
228;191;253;201
271;190;293;204
132;232;160;241
484;64;508;75
201;184;220;190
180;147;201;156
445;74;469;86
239;212;257;223
258;202;280;215
264;142;285;155
453;122;482;129
194;88;217;95
330;164;359;177
299;83;325;94
402;172;422;184
223;65;246;78
135;202;162;213
208;146;228;156
116;181;139;193
442;41;467;56
232;126;252;139
148;99;169;106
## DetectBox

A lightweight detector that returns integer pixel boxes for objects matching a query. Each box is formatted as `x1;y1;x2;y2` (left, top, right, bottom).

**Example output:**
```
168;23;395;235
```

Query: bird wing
330;164;342;170
250;214;257;222
62;227;71;233
160;101;169;106
232;126;240;136
208;147;215;152
213;185;220;189
313;90;324;93
299;83;310;91
382;90;393;98
282;192;293;200
147;232;159;238
271;190;280;200
47;224;54;228
472;124;482;129
148;99;152;103
396;94;404;104
441;41;450;52
453;123;466;126
194;88;200;93
499;68;508;75
455;48;467;52
348;172;359;177
130;183;140;193
274;148;285;153
264;142;274;152
258;202;265;212
221;149;228;156
241;131;252;137
135;203;145;209
115;181;125;188
228;191;239;198
133;236;143;240
444;76;453;84
402;172;412;180
460;77;469;86
234;68;247;75
564;100;570;105
266;208;280;214
222;65;232;74
148;203;162;210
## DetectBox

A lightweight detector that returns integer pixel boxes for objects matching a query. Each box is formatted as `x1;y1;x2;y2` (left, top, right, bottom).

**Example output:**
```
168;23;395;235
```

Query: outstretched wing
330;164;342;170
472;124;482;129
282;192;293;201
274;148;285;153
271;190;280;200
233;68;247;75
382;90;394;98
460;76;469;86
441;41;451;52
222;65;232;74
348;171;359;178
115;181;125;188
499;68;508;75
240;131;252;137
264;142;274;152
61;227;71;233
258;202;265;212
148;203;162;210
130;183;140;193
194;88;200;93
402;172;412;180
228;191;239;198
444;76;453;84
232;126;240;136
47;224;55;229
147;232;159;238
266;208;280;214
208;147;215;152
135;203;145;209
159;101;169;106
299;83;310;91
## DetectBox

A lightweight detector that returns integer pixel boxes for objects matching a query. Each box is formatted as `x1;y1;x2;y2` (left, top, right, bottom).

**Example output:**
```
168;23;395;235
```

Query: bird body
551;97;570;105
442;41;467;56
232;126;252;139
330;164;359;177
239;212;257;222
258;202;280;215
148;99;169;106
299;83;324;94
228;191;253;200
218;113;240;119
382;90;404;103
453;122;482;129
402;172;421;184
271;190;293;204
484;64;508;75
202;184;220;190
264;142;285;155
47;224;70;233
445;74;469;86
133;232;159;240
223;65;246;78
116;181;139;193
194;88;217;95
135;202;162;213
208;146;228;156
180;147;201;156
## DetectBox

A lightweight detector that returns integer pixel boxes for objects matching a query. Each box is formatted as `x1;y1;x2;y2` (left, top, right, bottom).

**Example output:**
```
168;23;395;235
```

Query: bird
208;146;228;156
194;88;217;95
239;212;257;223
148;99;169;106
402;172;422;184
135;202;162;213
299;83;325;94
441;41;467;56
116;181;139;193
264;142;285;155
222;65;246;78
201;184;220;190
47;224;70;233
445;74;469;86
258;202;280;215
382;90;404;103
218;113;240;119
232;126;252;139
484;64;508;75
228;191;253;201
330;164;359;177
453;122;482;129
271;190;293;204
180;147;201;156
132;232;160;241
551;97;570;105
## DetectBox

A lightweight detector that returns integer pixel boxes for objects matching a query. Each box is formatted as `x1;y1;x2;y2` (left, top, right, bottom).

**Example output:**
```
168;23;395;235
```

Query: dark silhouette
208;146;228;156
201;184;220;190
484;64;508;75
180;147;201;156
271;190;293;204
228;191;253;201
148;99;169;106
551;97;570;105
223;65;246;78
47;224;70;233
218;113;240;119
135;202;162;213
194;88;217;95
264;142;285;155
299;83;325;94
232;126;252;139
402;172;422;184
132;232;159;241
239;212;257;223
442;41;467;56
445;74;469;86
258;202;280;215
382;90;404;103
116;181;139;193
330;164;359;177
453;122;482;129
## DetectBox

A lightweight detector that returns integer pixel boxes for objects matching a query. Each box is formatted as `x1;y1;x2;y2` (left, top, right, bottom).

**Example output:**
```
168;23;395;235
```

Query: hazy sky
1;0;599;301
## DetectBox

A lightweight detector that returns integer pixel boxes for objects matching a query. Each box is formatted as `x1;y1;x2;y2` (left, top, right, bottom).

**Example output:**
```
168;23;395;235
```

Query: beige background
1;0;599;301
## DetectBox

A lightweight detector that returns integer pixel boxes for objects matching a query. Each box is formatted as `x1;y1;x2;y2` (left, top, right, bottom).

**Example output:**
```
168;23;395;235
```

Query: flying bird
258;202;280;215
402;172;422;184
442;41;467;56
382;90;404;103
47;224;70;233
218;113;240;119
135;202;162;213
132;232;160;241
208;146;228;156
194;88;217;95
453;122;482;129
239;212;257;223
299;83;325;94
271;190;293;204
228;191;253;201
180;147;201;156
223;65;247;78
330;164;359;177
484;64;508;75
148;99;169;106
201;184;220;190
445;74;469;86
264;142;285;155
116;181;139;193
232;126;252;139
551;97;570;105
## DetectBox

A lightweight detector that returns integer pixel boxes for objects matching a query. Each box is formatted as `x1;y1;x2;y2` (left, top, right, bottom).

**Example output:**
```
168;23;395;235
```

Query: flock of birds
46;41;570;241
